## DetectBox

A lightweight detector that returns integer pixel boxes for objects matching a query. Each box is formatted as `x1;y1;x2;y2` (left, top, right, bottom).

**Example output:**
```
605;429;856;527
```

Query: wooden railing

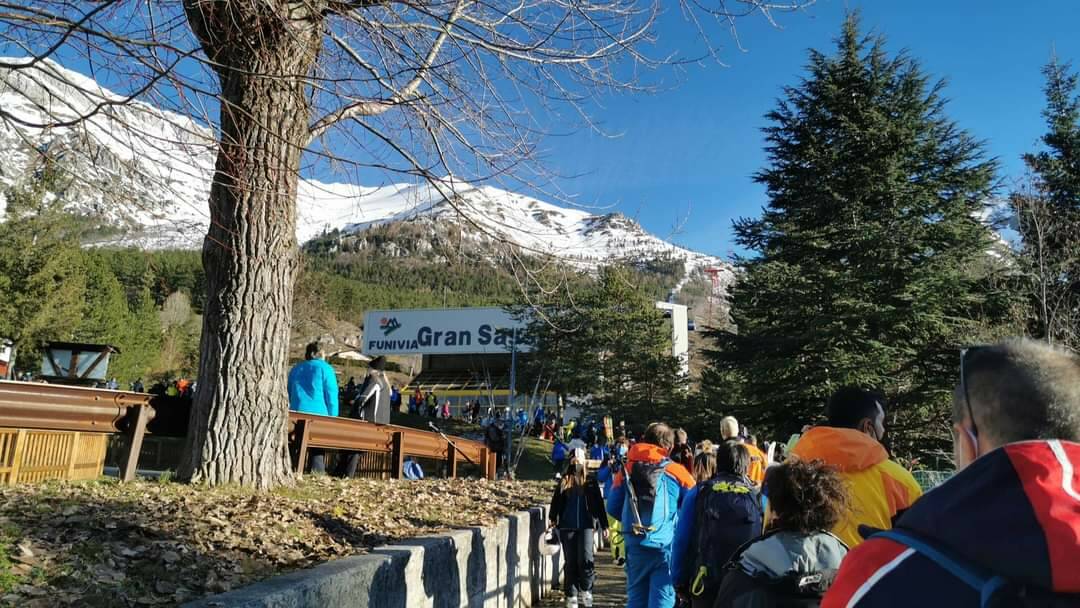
288;412;496;480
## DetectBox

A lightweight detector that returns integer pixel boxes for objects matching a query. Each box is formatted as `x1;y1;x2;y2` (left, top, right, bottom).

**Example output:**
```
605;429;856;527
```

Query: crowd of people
546;338;1080;608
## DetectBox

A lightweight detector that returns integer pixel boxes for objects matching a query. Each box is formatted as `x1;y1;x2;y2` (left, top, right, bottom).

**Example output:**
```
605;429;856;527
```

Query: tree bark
178;1;324;488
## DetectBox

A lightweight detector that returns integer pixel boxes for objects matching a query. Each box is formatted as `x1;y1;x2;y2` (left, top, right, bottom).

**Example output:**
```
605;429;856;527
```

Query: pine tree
702;15;1017;458
1013;58;1080;349
520;265;686;429
0;159;87;371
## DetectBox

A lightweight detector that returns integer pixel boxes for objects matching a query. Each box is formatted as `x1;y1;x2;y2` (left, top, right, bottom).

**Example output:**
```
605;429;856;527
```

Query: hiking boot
565;595;578;608
614;556;626;567
580;591;593;607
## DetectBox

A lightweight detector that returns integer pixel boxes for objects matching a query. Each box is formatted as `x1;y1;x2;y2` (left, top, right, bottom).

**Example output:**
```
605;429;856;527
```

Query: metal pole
506;327;517;479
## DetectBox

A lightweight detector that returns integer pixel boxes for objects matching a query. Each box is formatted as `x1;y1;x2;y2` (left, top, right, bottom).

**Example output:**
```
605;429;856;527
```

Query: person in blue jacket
671;441;763;608
589;441;609;462
596;438;630;565
288;342;339;473
606;423;695;608
552;438;569;475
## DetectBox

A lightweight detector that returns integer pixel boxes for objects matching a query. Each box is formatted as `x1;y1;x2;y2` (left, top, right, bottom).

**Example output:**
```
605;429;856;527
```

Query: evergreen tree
1013;58;1080;350
703;15;1017;458
521;265;686;429
0;160;87;371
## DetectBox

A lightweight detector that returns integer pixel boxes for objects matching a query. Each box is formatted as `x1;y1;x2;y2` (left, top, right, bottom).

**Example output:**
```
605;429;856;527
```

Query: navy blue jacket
826;440;1080;607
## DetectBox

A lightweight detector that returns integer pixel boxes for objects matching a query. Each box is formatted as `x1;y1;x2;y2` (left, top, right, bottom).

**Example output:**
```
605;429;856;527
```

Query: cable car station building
362;307;542;408
361;304;689;412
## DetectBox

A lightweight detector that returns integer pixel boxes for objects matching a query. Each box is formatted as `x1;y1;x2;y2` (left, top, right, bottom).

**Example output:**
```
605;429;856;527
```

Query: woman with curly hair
714;459;850;607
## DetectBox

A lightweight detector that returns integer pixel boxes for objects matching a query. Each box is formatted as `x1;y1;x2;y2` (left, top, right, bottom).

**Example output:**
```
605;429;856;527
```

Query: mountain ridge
0;56;736;296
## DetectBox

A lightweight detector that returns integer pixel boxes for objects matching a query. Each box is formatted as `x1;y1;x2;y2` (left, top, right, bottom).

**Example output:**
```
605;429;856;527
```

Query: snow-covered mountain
0;57;734;294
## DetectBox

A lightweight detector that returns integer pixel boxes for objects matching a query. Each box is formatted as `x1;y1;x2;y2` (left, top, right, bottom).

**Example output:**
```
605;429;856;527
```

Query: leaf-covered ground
0;476;552;607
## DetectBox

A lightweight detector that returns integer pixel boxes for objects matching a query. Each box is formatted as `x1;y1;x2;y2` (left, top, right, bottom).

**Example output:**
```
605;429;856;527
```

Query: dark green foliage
519;265;687;429
0;161;164;381
89;249;206;312
701;15;1018;459
1012;58;1080;350
0;162;89;369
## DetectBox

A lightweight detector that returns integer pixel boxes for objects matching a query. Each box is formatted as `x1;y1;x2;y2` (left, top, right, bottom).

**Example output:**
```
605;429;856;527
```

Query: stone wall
184;506;559;608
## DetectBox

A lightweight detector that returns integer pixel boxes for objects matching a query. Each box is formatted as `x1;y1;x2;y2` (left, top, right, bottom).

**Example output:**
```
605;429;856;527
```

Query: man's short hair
956;339;1080;444
719;416;739;440
716;440;750;477
643;422;675;451
826;386;884;429
305;342;324;361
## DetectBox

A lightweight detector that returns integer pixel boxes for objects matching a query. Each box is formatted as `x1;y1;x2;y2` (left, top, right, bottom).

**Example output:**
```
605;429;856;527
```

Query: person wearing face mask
789;387;922;548
550;448;609;608
824;339;1080;607
820;343;1080;608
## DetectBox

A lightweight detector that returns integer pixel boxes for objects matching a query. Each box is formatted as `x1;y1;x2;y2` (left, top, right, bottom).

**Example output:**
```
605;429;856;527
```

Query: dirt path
541;550;627;607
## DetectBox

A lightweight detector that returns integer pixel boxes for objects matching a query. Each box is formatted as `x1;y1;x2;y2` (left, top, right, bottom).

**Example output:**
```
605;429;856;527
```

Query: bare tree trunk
178;2;323;488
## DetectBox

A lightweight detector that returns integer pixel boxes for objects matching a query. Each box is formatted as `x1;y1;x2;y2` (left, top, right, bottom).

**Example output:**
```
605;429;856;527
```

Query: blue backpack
403;459;424;480
690;474;763;594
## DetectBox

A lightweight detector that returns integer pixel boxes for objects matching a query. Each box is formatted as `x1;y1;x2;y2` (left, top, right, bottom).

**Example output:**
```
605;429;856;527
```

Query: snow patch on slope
0;57;735;294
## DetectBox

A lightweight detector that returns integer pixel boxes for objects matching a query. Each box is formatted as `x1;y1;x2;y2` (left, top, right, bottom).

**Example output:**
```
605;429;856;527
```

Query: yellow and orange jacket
744;443;768;486
790;426;922;548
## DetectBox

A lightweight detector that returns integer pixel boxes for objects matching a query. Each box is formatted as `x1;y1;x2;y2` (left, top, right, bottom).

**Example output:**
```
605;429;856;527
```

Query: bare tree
1011;185;1080;350
0;0;813;487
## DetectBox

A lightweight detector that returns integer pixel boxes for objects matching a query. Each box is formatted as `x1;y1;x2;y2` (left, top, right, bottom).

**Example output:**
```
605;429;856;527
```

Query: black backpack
875;529;1080;608
713;530;846;608
689;475;763;597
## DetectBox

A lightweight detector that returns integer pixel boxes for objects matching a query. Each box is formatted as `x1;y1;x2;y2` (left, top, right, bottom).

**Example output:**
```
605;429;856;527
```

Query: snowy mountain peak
0;57;736;293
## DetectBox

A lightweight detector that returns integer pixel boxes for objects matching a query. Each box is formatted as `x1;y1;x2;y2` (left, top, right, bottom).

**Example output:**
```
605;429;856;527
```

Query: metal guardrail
288;413;495;480
0;382;494;483
0;381;153;482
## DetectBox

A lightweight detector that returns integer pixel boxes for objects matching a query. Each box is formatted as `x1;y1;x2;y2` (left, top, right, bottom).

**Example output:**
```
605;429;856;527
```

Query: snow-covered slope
0;57;735;293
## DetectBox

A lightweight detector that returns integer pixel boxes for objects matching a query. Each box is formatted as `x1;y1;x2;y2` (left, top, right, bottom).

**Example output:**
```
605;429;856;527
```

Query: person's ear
953;423;977;470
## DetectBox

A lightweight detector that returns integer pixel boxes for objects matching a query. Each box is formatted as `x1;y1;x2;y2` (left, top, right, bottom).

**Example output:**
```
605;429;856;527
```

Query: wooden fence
0;381;152;484
0;381;493;483
0;429;109;484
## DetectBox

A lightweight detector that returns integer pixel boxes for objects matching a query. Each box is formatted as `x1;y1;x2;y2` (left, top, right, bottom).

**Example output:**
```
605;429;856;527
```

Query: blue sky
537;1;1080;258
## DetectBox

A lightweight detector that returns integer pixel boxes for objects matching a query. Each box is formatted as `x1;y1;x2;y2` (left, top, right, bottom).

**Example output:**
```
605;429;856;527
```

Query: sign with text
362;307;529;355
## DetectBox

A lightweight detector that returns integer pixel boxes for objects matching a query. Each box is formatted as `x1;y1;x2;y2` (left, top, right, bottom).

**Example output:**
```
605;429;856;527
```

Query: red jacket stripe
822;537;909;608
1006;441;1080;593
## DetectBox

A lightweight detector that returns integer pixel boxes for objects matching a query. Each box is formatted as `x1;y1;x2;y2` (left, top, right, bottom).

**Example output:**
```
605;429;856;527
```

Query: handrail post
479;447;489;481
487;451;497;481
121;404;151;482
445;440;457;479
390;431;405;479
8;429;26;485
67;431;81;478
293;419;311;475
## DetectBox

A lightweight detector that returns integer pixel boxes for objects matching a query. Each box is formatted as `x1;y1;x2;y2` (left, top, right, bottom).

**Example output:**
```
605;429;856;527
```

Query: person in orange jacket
719;416;767;486
790;387;922;548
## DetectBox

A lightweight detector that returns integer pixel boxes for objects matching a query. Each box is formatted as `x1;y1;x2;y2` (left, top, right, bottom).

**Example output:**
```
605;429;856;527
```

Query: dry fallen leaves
0;477;551;607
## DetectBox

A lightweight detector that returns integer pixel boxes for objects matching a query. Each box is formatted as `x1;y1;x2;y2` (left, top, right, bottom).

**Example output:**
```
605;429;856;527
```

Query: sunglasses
959;347;984;441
